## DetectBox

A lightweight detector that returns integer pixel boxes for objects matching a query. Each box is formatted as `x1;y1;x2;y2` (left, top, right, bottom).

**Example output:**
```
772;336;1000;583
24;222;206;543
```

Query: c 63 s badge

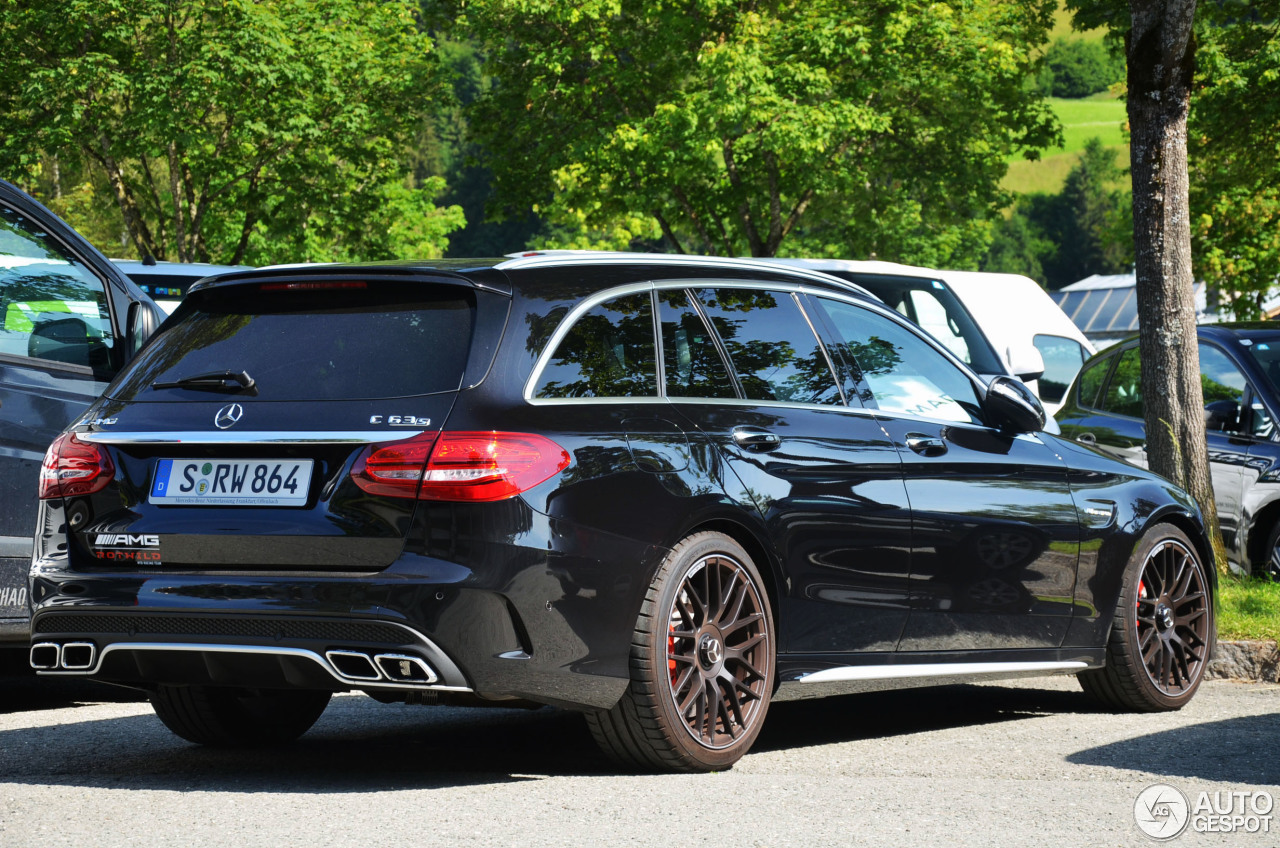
92;533;162;564
369;415;431;426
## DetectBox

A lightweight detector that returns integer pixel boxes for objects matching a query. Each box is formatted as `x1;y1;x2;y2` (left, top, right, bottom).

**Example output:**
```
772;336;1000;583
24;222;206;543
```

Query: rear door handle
732;427;781;452
905;434;947;457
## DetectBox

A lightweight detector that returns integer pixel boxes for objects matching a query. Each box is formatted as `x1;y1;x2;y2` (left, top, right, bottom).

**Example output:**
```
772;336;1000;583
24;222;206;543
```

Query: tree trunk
1127;0;1227;572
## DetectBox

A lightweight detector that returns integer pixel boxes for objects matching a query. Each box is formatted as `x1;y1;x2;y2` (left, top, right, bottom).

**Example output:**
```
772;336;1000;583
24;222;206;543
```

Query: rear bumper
29;511;664;711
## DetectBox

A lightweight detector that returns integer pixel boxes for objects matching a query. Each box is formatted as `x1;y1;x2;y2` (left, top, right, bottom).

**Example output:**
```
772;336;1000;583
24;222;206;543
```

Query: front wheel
1079;524;1214;711
151;685;331;746
587;532;776;772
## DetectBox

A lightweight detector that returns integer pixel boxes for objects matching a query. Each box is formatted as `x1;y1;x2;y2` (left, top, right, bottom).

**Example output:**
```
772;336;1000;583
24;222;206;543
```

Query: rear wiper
152;369;257;393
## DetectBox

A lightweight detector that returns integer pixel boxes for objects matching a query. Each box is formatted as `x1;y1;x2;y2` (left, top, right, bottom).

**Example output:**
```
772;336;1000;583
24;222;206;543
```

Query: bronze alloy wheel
585;531;776;771
664;552;771;750
1134;537;1211;695
1079;523;1215;712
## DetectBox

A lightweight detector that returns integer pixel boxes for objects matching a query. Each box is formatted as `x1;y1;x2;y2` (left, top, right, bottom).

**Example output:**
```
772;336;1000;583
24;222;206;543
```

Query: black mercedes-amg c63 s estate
29;253;1215;771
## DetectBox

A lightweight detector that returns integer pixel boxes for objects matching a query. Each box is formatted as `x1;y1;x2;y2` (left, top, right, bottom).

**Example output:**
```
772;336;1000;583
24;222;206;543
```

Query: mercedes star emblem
214;403;244;430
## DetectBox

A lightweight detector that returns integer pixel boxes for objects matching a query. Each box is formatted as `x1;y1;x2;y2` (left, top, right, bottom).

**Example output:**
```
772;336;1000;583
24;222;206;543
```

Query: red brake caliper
668;627;678;685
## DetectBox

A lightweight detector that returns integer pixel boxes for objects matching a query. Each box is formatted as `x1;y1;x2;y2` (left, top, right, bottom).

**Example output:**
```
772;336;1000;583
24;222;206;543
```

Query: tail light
350;431;570;502
39;433;116;499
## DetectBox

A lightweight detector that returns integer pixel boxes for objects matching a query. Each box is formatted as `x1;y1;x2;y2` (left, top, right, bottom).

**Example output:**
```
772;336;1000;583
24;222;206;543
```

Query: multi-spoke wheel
1079;523;1215;711
586;531;775;771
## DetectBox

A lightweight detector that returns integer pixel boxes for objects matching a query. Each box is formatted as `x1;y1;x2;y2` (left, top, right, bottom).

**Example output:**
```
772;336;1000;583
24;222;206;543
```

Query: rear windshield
111;282;474;401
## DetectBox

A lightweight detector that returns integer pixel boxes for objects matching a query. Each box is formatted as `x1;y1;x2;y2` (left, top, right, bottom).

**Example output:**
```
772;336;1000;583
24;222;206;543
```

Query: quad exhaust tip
30;641;96;671
375;653;437;684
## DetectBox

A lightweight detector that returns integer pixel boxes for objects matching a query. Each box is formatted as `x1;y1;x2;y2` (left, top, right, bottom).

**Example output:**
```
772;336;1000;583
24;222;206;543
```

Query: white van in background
936;269;1095;414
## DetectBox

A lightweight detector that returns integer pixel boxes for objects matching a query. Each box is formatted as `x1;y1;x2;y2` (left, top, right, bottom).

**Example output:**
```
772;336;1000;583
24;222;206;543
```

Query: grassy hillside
1003;95;1128;195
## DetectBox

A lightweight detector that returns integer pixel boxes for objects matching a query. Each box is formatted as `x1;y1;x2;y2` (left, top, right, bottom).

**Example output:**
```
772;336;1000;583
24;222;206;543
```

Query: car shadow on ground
0;680;1110;791
1066;713;1280;786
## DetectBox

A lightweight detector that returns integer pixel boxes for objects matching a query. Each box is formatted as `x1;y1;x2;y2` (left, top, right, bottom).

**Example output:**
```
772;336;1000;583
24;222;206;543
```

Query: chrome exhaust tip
60;642;96;670
30;642;60;670
325;650;382;681
374;653;437;684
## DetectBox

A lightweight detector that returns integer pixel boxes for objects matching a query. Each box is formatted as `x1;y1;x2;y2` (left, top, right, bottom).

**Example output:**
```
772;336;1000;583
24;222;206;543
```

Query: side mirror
985;375;1047;434
1204;399;1240;432
125;300;164;362
1006;344;1046;383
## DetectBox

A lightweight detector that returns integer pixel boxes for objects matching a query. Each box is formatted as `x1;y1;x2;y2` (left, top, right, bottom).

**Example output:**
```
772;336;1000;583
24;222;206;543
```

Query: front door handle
1076;432;1096;445
732;426;781;452
905;433;947;457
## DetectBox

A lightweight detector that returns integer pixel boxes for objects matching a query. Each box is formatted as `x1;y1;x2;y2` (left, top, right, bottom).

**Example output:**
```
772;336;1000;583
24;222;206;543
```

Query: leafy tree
0;0;464;265
1037;37;1126;97
456;0;1060;262
1189;0;1280;320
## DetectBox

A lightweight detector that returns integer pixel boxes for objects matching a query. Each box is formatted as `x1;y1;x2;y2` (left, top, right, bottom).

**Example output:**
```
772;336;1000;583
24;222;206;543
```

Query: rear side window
535;293;657;398
111;282;474;401
658;289;737;399
1100;347;1142;417
694;288;841;405
1033;334;1086;405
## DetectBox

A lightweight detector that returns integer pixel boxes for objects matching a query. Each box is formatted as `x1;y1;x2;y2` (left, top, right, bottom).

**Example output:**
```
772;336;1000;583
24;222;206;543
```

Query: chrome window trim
74;430;423;445
797;660;1087;684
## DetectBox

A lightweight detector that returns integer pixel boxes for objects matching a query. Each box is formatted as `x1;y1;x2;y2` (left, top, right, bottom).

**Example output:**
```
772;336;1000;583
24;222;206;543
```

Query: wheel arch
1244;496;1280;577
679;516;784;636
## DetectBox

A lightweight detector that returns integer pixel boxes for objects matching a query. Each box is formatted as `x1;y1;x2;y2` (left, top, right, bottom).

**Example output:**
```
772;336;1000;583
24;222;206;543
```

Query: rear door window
111;282;474;401
535;293;657;398
658;289;737;399
693;288;842;405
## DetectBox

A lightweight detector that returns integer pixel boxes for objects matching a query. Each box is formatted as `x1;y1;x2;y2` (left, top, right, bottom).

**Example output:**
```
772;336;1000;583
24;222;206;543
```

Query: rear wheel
151;685;331;746
587;532;775;772
1079;524;1214;711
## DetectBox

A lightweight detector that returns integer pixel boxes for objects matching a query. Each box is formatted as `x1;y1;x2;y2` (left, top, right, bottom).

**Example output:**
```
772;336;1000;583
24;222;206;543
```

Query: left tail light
350;431;570;502
39;433;116;499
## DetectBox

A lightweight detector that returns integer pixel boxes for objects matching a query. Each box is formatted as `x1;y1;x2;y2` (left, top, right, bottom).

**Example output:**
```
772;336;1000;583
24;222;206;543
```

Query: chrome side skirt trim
75;430;423;445
37;642;472;693
797;660;1087;684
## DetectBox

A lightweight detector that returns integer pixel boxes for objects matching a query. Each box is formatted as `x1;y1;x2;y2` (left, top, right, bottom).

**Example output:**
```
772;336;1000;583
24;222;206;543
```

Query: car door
660;284;915;655
0;182;151;634
809;294;1081;651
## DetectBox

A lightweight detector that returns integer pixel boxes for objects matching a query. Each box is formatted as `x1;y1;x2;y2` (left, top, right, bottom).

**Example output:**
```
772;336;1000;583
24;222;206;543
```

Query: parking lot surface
1;671;1277;847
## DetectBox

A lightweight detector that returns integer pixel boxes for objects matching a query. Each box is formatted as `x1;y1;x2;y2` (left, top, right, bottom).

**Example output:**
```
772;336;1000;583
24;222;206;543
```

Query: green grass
1002;96;1128;195
1217;576;1280;641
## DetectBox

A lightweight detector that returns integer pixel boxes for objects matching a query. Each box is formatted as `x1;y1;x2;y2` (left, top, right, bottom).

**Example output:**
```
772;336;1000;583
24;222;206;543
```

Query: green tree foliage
1036;37;1126;97
0;0;464;265
1190;0;1280;319
457;0;1060;261
983;138;1132;287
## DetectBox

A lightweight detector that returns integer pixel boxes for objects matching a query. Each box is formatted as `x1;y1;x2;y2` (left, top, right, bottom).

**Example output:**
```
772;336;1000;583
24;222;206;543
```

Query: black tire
1079;524;1215;711
1262;521;1280;580
151;685;331;746
586;531;776;772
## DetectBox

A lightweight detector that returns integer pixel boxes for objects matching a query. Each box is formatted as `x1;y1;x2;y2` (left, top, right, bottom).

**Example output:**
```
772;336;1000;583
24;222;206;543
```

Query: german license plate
149;459;313;506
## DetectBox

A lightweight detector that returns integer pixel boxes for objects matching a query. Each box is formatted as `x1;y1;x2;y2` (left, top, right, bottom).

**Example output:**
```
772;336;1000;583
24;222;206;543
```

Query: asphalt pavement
1;667;1277;847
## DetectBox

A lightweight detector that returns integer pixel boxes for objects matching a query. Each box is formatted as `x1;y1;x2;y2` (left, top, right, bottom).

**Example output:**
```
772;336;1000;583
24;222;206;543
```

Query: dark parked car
30;254;1214;771
0;180;165;648
1058;323;1280;578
